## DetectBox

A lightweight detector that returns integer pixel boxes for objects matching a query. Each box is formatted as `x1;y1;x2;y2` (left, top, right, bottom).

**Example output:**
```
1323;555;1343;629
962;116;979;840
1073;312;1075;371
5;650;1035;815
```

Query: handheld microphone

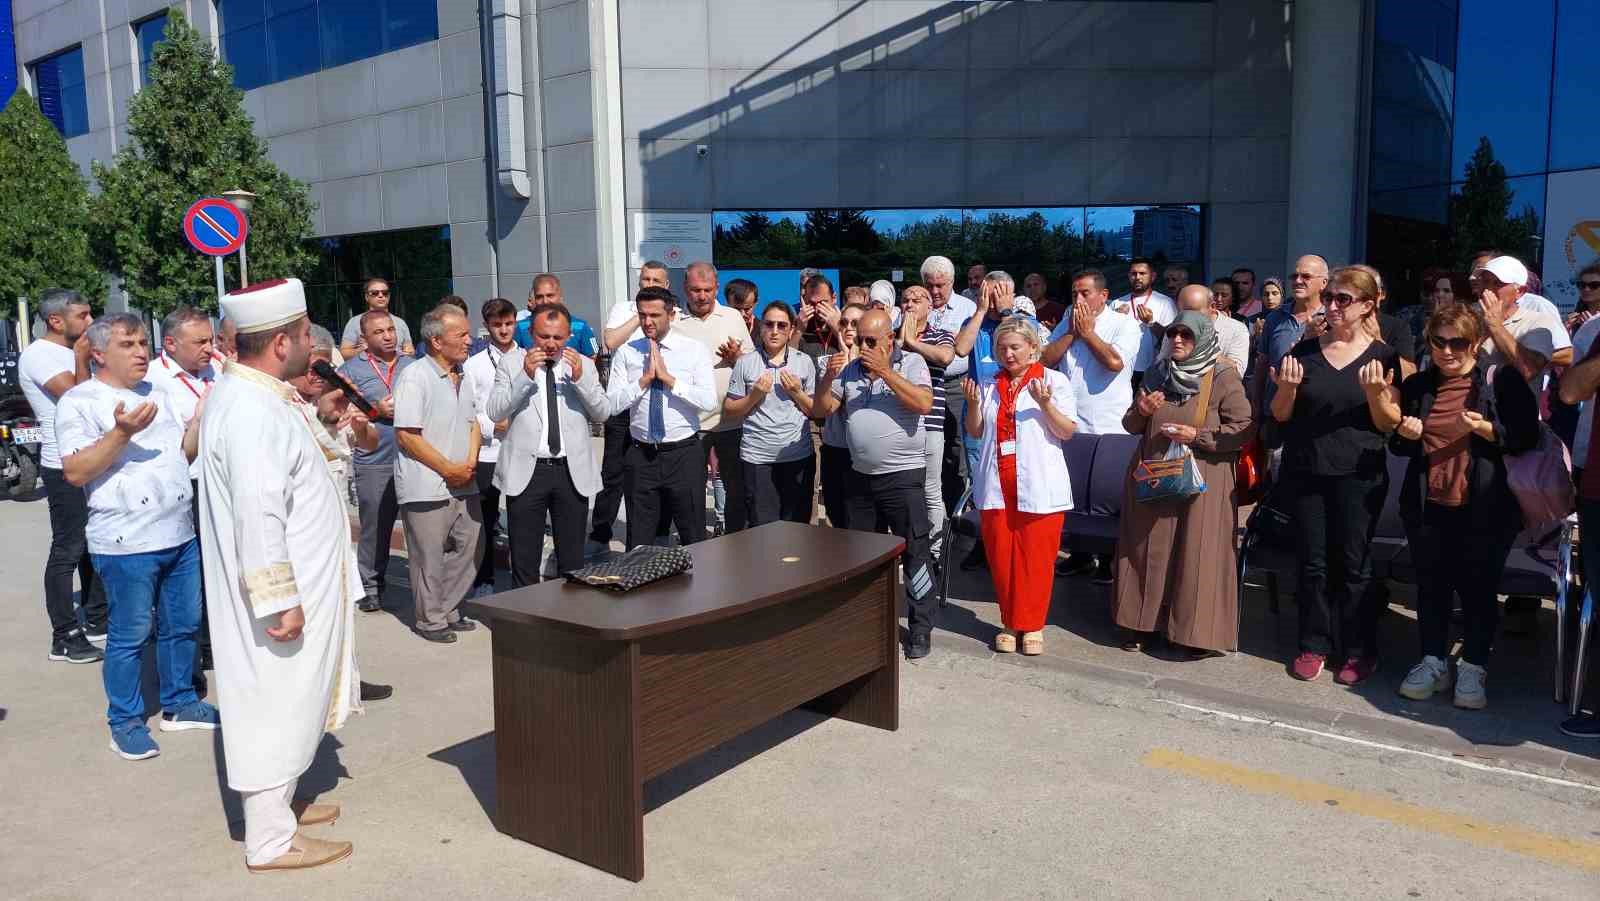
311;359;377;417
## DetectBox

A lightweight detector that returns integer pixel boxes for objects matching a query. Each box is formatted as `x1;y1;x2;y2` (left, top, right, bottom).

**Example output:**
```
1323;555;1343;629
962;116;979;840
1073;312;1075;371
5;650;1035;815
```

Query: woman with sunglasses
1564;262;1600;334
816;304;866;528
1113;310;1254;656
723;302;819;526
1270;266;1403;684
1390;304;1539;709
961;317;1077;655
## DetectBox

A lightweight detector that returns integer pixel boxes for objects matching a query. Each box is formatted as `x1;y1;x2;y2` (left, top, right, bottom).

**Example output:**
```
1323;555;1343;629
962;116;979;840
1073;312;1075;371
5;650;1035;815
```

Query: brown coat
1112;365;1254;651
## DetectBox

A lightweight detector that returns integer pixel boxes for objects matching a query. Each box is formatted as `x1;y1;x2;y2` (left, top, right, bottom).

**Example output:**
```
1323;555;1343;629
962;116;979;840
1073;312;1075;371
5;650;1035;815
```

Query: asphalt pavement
2;495;1598;899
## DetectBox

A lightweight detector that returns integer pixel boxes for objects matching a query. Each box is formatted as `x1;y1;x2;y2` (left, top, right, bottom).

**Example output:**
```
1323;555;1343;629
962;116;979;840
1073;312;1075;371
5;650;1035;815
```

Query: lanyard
367;354;398;393
161;355;210;399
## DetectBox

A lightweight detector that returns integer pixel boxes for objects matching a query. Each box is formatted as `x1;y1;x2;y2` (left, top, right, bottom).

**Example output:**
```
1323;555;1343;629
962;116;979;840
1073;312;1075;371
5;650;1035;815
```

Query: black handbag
565;545;693;593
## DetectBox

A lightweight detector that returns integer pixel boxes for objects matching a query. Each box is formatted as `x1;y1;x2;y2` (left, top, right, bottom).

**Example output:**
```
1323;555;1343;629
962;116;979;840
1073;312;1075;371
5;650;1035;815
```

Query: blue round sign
183;198;248;256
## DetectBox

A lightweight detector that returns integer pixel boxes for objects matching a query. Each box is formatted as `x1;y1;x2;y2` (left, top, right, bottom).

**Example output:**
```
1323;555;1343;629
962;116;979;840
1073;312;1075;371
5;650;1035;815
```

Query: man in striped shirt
897;286;956;553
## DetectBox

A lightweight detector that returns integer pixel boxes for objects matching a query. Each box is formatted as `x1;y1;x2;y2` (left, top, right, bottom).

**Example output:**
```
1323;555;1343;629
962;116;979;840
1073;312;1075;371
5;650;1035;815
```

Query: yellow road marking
1142;748;1600;873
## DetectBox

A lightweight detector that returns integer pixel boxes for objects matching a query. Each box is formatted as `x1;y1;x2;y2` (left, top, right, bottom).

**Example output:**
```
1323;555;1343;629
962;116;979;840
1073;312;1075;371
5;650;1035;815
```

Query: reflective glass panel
1451;0;1555;179
319;0;383;70
268;8;321;82
136;14;169;87
1550;0;1600;171
30;46;88;137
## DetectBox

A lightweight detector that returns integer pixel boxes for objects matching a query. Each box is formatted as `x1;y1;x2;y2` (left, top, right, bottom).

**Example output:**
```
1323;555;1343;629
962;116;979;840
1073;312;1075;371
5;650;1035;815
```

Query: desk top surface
467;522;905;640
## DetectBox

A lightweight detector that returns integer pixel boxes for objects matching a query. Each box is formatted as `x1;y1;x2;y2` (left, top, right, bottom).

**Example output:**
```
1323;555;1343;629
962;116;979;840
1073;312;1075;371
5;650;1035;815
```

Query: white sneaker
1398;655;1451;700
1454;660;1488;709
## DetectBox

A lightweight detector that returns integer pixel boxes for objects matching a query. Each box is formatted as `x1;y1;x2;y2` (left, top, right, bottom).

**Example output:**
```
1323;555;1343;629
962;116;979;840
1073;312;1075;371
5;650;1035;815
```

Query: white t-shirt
1520;293;1561;318
18;338;76;469
1049;307;1141;436
54;379;194;555
1572;317;1600;464
1479;306;1572;376
147;353;219;479
1110;290;1176;372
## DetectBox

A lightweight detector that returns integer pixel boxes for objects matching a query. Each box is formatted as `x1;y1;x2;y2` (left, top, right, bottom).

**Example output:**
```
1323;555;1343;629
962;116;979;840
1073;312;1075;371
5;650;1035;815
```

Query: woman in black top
1270;267;1402;685
1390;304;1539;710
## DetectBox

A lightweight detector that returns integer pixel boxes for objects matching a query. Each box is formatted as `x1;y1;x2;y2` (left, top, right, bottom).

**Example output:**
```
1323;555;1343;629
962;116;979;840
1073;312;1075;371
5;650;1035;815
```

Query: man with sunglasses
1257;254;1330;408
813;309;939;660
338;278;415;360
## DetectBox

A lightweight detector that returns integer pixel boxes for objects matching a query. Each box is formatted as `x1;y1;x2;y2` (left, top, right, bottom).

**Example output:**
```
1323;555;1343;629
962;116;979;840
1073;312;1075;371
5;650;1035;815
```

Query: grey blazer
485;348;610;498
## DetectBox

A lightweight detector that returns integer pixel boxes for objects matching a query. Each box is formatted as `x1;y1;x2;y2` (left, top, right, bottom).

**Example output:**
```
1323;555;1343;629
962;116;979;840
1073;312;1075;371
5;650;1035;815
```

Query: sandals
994;632;1016;654
1020;631;1044;656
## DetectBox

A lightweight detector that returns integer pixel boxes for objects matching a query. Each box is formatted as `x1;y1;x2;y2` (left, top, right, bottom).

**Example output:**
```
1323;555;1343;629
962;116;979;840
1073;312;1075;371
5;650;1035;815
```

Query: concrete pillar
1284;0;1369;270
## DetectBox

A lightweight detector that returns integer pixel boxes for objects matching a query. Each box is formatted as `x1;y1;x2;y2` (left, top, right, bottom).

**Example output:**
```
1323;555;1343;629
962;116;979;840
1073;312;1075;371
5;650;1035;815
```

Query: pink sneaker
1291;652;1326;681
1335;656;1379;686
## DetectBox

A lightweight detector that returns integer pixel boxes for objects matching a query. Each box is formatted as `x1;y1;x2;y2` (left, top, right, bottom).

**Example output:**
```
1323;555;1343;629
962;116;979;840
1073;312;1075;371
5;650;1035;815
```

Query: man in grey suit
486;304;610;585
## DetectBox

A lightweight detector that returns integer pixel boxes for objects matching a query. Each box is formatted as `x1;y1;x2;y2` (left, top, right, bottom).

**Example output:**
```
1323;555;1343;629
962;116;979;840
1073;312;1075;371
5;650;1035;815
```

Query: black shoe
193;670;208;698
1502;596;1539;635
1055;553;1095;577
360;681;394;702
416;629;458;644
448;616;478;633
1090;556;1115;585
960;543;987;572
48;634;103;664
906;631;932;660
1559;714;1600;740
198;648;214;671
357;596;382;613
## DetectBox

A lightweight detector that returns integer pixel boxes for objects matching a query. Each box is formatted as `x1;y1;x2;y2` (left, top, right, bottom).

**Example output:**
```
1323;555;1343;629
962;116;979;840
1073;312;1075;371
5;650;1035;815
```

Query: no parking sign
183;197;249;256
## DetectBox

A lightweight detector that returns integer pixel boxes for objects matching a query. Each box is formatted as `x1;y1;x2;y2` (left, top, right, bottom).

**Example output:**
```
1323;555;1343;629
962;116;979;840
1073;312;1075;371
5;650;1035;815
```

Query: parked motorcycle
0;351;42;497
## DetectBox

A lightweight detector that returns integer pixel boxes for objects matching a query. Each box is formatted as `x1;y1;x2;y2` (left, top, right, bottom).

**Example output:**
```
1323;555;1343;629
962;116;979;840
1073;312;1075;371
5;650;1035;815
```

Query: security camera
696;144;710;158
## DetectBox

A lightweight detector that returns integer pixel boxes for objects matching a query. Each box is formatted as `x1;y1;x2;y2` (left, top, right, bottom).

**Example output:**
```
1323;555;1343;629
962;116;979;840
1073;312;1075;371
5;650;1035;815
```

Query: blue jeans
93;538;202;729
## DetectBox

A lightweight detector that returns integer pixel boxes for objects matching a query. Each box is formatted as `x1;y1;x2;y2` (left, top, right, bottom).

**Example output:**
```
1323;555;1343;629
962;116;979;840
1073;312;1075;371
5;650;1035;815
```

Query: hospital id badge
1000;439;1017;457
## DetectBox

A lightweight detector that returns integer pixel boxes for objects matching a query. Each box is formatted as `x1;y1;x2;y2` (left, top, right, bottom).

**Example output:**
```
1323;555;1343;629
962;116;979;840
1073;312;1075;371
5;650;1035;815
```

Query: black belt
634;436;697;452
534;457;568;467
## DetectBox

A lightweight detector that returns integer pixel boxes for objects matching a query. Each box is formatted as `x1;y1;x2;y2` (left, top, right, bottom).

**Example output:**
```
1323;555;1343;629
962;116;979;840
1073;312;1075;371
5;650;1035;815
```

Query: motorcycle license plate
12;426;42;444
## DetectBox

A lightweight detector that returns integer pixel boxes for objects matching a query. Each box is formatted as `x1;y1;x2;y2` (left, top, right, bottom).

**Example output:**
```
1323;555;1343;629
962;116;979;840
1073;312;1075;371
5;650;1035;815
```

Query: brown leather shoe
246;831;353;874
292;800;341;826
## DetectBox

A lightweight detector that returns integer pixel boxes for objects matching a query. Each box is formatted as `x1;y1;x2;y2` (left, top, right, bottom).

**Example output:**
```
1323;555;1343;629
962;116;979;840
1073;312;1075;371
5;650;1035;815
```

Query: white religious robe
199;363;362;793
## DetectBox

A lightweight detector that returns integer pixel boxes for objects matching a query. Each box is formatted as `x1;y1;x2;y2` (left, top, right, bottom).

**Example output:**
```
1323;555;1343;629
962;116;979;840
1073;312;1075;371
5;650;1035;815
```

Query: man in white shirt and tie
148;306;220;671
1109;258;1176;387
487;304;610;584
605;286;719;549
463;298;518;596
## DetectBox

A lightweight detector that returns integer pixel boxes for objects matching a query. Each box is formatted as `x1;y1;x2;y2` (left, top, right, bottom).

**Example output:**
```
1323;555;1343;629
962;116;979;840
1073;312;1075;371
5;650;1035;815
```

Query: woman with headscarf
962;317;1078;655
1113;310;1254;656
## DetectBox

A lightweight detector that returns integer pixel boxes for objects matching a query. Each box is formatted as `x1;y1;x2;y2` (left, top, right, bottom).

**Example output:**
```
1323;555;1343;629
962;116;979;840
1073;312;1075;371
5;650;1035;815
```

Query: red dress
979;364;1067;633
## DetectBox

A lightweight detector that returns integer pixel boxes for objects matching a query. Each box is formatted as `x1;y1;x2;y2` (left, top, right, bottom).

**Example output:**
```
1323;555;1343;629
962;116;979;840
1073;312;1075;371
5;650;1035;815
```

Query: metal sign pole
239;240;249;287
215;255;225;302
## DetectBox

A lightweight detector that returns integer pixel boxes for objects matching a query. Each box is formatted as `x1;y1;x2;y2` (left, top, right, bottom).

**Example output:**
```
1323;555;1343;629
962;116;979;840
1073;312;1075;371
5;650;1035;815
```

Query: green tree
1449;137;1540;271
90;9;315;317
0;93;104;305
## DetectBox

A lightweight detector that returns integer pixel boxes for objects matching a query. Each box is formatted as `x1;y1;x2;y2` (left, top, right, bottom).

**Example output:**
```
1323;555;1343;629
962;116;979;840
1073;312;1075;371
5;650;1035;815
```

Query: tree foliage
0;93;104;305
89;9;316;317
1450;137;1540;271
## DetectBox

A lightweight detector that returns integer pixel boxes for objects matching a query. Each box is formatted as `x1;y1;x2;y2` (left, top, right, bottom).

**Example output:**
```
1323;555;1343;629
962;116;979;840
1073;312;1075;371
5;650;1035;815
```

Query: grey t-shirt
342;312;414;350
726;349;817;464
830;350;931;475
338;352;415;466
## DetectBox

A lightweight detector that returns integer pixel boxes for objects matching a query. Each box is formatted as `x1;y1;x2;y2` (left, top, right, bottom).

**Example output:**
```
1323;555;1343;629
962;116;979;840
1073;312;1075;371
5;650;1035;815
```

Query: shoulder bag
1133;369;1214;504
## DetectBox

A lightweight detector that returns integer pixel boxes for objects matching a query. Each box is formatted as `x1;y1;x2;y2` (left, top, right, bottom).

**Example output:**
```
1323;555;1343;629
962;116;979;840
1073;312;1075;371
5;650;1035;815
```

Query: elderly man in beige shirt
670;261;756;534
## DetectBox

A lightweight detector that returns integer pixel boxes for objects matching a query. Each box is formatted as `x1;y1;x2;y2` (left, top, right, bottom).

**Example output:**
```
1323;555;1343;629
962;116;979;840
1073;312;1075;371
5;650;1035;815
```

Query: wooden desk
468;522;905;881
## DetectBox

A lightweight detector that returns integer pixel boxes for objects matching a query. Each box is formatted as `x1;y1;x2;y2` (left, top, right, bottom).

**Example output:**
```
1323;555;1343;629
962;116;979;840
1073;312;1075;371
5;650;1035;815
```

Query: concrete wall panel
318;118;382;180
624;139;711;210
547;210;600;271
268;130;323;183
317;61;379;124
538;0;592;79
446;158;491;222
381;164;451;228
374;42;444;113
618;0;708;69
541;72;595;147
622;67;712;140
321;175;384;235
707;0;840;70
443;94;488;162
258;76;321;137
378;103;448;170
544;142;597;214
439;28;484;100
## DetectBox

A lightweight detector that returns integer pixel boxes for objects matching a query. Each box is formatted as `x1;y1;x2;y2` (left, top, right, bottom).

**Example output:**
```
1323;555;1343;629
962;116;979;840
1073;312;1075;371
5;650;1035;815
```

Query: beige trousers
401;496;484;632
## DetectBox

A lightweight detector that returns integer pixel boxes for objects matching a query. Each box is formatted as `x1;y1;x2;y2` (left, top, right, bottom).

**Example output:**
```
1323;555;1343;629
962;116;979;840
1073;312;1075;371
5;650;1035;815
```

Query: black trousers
743;455;816;527
702;428;748;533
41;466;106;641
939;399;965;514
590;412;631;544
507;459;588;585
625;440;706;550
474;460;501;587
188;481;210;657
1408;504;1516;665
1290;471;1387;659
846;467;940;635
820;443;853;529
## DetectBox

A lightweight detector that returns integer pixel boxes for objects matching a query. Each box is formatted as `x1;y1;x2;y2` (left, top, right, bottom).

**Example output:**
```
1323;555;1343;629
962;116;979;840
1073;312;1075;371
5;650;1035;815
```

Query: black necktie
545;364;562;456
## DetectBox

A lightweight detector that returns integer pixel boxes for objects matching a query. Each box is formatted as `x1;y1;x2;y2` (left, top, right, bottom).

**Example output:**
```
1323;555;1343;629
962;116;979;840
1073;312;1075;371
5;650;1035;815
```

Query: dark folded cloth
565;545;693;593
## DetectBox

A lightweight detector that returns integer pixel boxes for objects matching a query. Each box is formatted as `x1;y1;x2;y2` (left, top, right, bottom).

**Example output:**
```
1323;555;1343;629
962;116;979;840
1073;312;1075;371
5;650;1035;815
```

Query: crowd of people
16;247;1600;872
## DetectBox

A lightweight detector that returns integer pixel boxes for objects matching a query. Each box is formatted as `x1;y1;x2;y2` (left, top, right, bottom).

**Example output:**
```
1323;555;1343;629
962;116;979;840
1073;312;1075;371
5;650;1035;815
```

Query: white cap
1012;296;1038;319
869;280;896;306
1474;256;1528;288
221;278;308;333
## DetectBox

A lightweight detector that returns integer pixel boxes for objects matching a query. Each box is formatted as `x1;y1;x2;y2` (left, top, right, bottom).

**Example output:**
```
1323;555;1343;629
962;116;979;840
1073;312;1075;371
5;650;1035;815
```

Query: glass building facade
218;0;439;91
135;13;168;88
28;44;87;137
1367;0;1600;312
303;225;454;336
713;205;1205;302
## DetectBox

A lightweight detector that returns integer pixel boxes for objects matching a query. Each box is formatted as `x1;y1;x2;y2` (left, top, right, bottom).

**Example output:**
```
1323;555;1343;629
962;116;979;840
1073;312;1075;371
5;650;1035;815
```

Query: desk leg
491;622;644;881
804;560;899;731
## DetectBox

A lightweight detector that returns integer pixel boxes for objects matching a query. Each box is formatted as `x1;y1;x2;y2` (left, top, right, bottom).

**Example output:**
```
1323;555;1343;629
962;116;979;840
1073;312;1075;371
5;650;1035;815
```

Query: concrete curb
920;631;1600;789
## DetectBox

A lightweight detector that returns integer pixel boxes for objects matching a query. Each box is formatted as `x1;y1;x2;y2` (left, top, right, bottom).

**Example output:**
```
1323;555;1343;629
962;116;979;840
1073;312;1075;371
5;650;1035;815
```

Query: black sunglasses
1580;280;1600;291
762;320;792;331
1428;335;1473;354
1164;327;1195;341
